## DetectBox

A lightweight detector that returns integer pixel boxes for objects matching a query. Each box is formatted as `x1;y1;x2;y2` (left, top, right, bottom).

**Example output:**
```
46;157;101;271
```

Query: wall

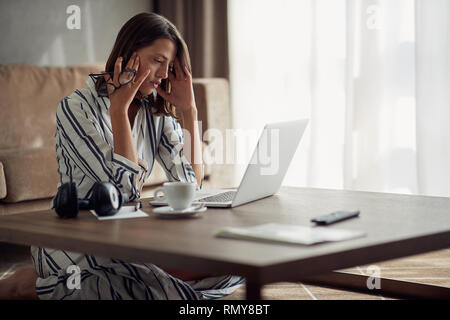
0;0;152;66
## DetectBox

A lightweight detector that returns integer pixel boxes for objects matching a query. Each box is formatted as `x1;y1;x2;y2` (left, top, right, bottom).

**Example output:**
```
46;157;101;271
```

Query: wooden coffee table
0;187;449;299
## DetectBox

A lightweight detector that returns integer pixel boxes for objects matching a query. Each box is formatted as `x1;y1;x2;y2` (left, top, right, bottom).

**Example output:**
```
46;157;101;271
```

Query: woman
0;12;243;300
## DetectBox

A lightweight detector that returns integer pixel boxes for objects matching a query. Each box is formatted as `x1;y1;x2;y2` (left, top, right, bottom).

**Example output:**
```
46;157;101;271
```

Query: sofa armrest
0;148;59;203
0;161;6;199
192;78;232;139
192;78;235;188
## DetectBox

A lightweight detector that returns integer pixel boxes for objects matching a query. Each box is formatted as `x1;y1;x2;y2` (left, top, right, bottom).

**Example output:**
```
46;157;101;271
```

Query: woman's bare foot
0;265;39;300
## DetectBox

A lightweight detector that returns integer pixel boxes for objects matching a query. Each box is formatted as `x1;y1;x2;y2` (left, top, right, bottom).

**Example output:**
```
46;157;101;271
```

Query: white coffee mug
153;182;196;210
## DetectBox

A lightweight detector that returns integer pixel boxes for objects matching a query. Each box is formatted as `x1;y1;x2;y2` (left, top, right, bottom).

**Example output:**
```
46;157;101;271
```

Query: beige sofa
0;64;234;212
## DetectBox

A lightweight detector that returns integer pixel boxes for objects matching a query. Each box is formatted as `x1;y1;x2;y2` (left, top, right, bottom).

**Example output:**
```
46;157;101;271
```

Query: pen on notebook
134;201;142;211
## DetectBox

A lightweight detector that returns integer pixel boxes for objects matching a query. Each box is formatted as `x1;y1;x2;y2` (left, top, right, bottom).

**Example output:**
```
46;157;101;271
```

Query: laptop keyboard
198;191;236;203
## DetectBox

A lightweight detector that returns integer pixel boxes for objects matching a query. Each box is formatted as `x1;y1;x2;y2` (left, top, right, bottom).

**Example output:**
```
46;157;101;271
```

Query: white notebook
216;223;366;245
90;206;148;221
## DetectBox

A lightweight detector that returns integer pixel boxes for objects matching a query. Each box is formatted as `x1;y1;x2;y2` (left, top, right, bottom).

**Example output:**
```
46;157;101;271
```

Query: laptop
150;119;308;208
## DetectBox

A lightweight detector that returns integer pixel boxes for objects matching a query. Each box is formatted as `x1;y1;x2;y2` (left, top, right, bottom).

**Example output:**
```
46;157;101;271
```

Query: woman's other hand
155;58;196;114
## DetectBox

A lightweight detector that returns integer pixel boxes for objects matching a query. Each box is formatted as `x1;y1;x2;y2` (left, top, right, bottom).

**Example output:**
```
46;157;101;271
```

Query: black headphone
53;181;130;218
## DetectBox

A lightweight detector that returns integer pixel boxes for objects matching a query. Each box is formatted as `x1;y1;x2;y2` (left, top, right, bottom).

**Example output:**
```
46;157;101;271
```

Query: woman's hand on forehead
107;52;151;112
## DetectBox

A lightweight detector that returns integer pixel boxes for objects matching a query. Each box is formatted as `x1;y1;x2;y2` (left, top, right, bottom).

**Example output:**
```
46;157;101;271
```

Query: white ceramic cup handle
153;187;166;201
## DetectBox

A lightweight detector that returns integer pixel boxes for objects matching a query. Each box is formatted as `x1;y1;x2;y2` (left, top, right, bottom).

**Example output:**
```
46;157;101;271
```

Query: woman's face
135;38;177;96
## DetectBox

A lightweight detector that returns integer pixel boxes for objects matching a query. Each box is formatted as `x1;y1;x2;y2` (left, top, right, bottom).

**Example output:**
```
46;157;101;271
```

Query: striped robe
31;77;244;299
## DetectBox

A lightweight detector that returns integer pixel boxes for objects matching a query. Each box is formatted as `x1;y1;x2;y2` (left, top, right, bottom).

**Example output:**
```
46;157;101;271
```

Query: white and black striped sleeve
156;116;198;186
55;96;145;200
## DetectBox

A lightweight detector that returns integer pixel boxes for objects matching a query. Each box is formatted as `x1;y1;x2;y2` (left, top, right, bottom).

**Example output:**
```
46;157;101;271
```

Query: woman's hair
96;12;191;118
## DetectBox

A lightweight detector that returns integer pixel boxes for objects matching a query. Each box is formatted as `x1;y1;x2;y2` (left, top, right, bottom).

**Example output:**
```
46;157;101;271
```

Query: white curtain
416;0;450;196
228;0;450;197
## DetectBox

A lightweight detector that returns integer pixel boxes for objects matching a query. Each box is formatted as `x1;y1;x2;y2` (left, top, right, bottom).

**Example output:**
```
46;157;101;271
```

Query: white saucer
153;205;207;218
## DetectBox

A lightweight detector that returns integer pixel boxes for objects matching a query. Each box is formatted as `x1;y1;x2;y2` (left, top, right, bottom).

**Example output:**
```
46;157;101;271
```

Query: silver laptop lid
231;119;308;207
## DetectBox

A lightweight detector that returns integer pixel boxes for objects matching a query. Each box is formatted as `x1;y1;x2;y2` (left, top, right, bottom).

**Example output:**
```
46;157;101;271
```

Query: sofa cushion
0;148;59;203
0;64;105;150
